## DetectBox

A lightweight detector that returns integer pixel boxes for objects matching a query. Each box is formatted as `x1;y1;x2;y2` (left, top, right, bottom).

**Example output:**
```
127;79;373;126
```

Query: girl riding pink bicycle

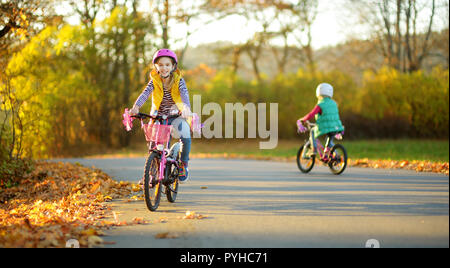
128;49;192;183
123;49;202;211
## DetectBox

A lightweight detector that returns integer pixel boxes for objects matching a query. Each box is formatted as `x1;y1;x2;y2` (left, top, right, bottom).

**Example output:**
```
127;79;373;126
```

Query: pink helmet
152;49;178;65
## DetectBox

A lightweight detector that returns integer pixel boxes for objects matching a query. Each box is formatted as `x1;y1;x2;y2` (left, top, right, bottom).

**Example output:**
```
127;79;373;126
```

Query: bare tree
149;0;170;48
404;0;437;71
285;0;319;75
203;0;319;78
213;44;244;76
149;0;210;67
242;31;268;83
172;1;203;67
269;3;298;75
270;24;291;74
69;0;103;28
349;0;444;72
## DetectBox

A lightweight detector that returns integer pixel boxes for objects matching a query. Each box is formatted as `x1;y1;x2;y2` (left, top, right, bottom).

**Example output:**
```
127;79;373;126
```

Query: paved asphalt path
58;157;449;248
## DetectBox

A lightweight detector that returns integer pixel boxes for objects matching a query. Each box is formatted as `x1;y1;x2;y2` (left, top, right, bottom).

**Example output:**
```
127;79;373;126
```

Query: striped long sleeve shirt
134;78;191;116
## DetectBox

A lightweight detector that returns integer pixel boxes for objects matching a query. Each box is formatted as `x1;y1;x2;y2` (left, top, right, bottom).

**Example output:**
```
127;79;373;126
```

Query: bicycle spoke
166;163;179;203
297;144;315;173
144;153;162;211
328;144;347;175
150;160;158;187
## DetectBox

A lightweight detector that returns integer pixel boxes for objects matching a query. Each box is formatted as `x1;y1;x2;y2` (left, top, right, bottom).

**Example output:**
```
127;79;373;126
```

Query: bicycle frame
304;135;329;162
123;109;189;210
296;120;347;175
299;120;342;162
146;121;179;184
314;139;326;160
133;112;181;184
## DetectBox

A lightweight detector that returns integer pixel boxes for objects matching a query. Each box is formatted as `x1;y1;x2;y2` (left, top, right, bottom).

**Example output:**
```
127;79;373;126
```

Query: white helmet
316;83;333;98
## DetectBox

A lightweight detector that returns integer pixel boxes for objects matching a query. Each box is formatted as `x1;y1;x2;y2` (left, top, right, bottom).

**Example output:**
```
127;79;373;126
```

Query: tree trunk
162;0;169;48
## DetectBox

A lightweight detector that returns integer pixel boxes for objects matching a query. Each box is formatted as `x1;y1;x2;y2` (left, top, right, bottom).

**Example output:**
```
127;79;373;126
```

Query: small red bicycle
296;120;348;175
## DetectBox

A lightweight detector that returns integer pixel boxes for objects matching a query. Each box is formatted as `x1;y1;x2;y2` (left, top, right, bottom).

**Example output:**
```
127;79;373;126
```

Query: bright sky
61;0;350;50
60;0;447;50
168;0;349;50
167;0;448;50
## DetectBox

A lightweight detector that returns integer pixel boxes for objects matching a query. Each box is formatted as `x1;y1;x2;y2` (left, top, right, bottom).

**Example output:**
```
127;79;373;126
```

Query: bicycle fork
156;147;179;187
149;141;169;184
159;153;166;182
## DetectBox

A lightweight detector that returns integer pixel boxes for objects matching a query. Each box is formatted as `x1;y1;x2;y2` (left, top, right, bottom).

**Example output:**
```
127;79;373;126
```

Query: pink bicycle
296;120;348;175
123;109;183;211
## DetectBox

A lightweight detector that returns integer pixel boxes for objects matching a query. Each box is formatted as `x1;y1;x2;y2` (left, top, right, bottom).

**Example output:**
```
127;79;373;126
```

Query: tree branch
0;20;20;39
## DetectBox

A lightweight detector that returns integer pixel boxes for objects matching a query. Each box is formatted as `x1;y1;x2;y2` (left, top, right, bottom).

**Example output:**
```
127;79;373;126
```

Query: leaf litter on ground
0;161;141;248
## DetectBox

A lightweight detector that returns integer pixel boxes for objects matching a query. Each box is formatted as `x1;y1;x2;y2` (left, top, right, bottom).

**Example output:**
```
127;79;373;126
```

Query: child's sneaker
178;162;190;183
322;147;332;162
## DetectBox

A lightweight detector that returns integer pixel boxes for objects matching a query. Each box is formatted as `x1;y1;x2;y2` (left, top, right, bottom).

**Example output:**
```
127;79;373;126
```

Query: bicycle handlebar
131;112;181;122
303;120;316;128
297;120;344;140
297;120;315;133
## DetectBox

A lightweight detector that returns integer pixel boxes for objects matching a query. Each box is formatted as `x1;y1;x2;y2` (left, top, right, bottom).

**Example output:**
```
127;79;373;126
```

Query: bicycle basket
144;124;172;144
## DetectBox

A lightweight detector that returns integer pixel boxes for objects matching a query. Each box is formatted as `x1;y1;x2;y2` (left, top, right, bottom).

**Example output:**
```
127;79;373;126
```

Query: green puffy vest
314;97;344;138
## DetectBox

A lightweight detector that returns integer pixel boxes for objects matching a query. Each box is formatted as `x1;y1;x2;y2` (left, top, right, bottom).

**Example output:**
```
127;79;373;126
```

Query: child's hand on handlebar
181;106;192;119
297;119;307;126
129;106;139;115
297;119;308;133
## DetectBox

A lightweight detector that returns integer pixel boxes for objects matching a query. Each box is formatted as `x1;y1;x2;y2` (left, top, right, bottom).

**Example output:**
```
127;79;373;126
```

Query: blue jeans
167;117;191;163
310;129;335;152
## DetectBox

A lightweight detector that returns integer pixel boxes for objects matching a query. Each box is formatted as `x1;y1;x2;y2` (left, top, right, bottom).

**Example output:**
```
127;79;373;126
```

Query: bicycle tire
143;152;162;211
297;144;315;173
165;163;179;203
328;144;348;175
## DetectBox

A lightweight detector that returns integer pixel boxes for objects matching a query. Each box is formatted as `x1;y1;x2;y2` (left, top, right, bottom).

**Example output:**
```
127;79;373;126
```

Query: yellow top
149;68;192;127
